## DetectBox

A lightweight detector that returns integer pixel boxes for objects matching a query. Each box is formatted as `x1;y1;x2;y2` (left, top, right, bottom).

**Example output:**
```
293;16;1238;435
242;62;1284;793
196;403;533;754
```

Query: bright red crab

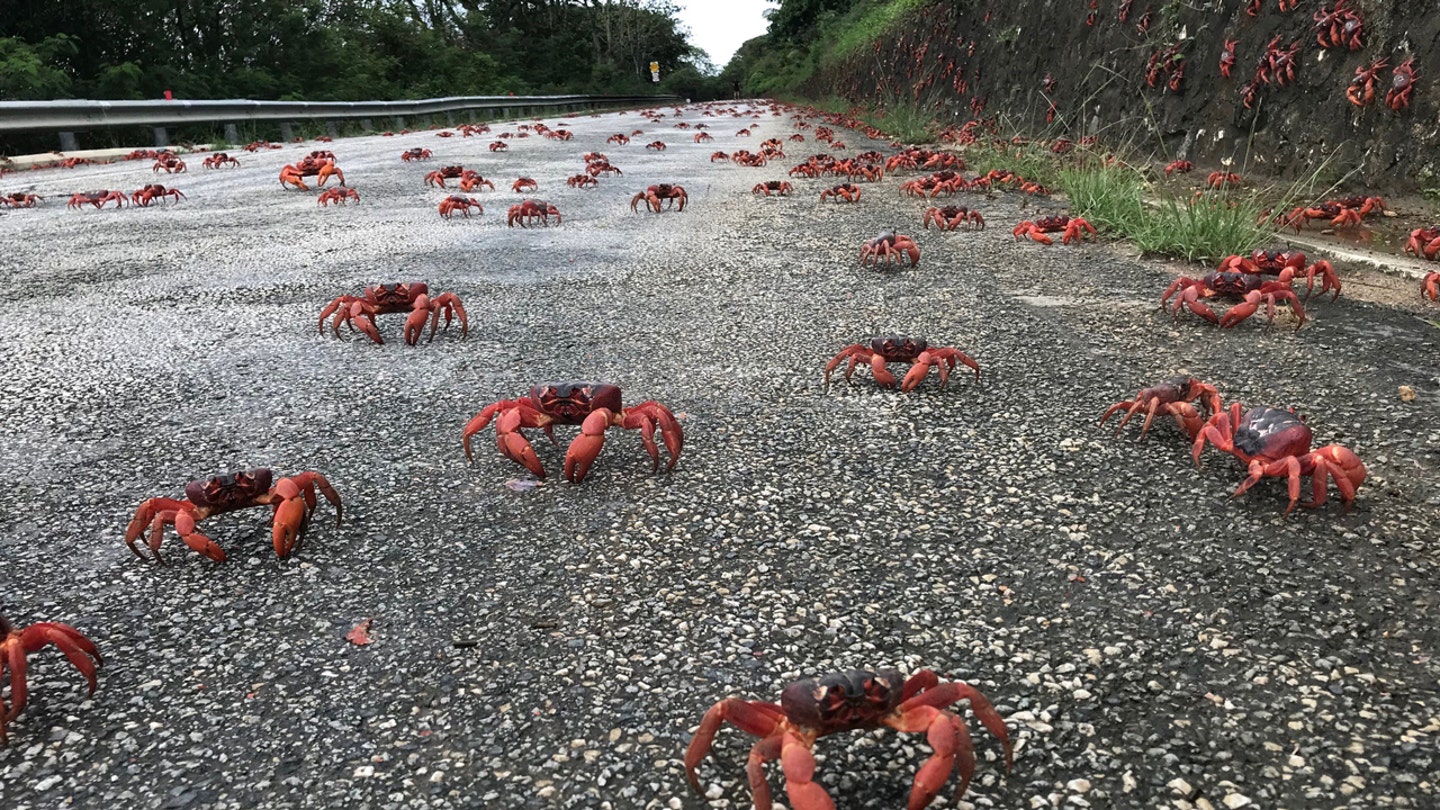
1424;272;1440;301
1347;59;1389;106
1407;226;1440;261
859;229;921;268
1387;58;1418;112
825;335;980;391
1165;160;1194;177
567;174;598;189
1313;0;1363;51
922;205;984;231
1207;171;1242;189
279;157;344;190
1100;376;1222;441
401;148;433;162
1012;215;1096;245
152;155;187;173
438;195;483;219
710;151;730;162
1;615;102;746
512;177;538;193
694;132;714;143
607;133;631;145
462;382;683;484
0;192;41;208
645;141;667;151
1219;39;1237;79
130;184;186;206
489;141;508;152
1276;196;1384;232
125;468;342;563
66;190;126;210
1193;403;1366;515
318;187;360;206
1161;268;1305;329
630;183;688;213
1239;249;1341;300
819;183;861;203
424;165;466;188
202;152;240;169
507;198;560;226
752;180;792;196
685;668;1012;810
319;282;467;345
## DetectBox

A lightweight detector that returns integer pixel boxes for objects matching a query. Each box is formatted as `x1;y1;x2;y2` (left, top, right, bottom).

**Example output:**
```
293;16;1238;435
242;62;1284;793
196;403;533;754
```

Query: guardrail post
278;122;295;142
223;123;240;144
446;111;456;127
58;131;79;151
360;118;373;132
152;126;168;147
326;121;339;139
393;116;406;131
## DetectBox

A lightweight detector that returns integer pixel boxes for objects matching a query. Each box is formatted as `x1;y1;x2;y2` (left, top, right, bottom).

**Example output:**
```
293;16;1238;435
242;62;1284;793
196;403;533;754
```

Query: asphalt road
1;102;1438;810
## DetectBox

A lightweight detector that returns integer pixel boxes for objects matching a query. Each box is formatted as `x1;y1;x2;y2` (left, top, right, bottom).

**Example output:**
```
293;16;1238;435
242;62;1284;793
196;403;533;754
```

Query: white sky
675;0;772;68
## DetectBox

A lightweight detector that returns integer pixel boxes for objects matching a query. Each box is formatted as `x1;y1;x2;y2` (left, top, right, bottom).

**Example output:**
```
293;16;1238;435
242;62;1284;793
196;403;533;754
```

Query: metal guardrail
0;93;682;136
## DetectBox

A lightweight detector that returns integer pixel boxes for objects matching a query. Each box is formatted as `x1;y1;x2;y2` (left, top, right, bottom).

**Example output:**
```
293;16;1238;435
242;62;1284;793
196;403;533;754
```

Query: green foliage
0;1;703;103
1131;194;1271;263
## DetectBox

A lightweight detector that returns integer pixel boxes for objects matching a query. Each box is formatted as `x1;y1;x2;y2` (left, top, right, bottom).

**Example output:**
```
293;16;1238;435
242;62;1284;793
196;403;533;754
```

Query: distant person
732;79;741;100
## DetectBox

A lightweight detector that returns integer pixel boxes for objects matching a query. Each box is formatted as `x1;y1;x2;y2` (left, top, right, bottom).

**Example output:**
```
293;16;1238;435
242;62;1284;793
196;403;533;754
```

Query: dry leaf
1399;385;1417;402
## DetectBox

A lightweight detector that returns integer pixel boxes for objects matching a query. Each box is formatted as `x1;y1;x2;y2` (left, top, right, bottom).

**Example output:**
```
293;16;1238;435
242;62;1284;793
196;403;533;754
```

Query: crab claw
1;617;102;745
404;295;432;346
564;408;614;483
175;508;227;562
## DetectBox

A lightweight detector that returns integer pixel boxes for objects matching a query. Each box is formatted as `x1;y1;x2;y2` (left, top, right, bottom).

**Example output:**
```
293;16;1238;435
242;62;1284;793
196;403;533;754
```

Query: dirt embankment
805;0;1440;191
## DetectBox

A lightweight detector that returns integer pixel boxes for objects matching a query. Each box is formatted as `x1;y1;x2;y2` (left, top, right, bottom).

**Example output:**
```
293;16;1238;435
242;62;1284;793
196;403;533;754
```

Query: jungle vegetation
0;0;724;102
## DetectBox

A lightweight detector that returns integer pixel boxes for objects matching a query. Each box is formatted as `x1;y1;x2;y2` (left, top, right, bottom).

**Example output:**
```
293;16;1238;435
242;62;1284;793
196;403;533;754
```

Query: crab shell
780;668;906;731
868;335;929;362
528;381;623;424
184;469;274;510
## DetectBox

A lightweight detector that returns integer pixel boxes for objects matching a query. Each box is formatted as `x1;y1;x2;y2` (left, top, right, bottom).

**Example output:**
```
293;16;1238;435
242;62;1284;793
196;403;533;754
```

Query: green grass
1132;194;1271;262
828;0;931;63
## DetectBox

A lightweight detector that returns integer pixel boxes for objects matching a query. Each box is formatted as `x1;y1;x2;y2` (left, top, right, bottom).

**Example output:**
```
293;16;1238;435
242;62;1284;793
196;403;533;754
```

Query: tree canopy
0;0;719;101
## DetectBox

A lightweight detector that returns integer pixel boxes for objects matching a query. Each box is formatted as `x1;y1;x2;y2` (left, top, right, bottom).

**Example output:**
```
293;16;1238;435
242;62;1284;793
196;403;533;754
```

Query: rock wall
804;0;1440;190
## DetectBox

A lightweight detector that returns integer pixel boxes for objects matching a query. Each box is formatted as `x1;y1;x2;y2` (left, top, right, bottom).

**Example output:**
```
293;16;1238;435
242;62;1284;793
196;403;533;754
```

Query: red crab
1424;272;1440;301
401;148;433;162
645;141;667;151
630;183;688;213
694;132;714;143
567;174;598;189
130;184;186;206
922;205;984;230
1012;215;1096;245
1406;226;1440;261
1256;36;1302;87
489;141;508;152
279;157;344;190
825;335;980;391
1207;171;1242;189
859;229;921;268
587;161;624;177
512;177;538;193
507;198;560;226
66;190;126;209
1165;160;1194;177
1;615;102;746
462;382;682;484
458;171;494;193
607;134;631;145
202;152;240;169
0;192;42;208
1161;269;1306;329
425;165;466;187
1387;58;1418;112
710;151;730;162
319;282;467;345
1277;196;1384;231
1240;249;1341;300
752;180;792;196
125;469;342;563
1193;404;1366;515
1100;376;1222;441
150;155;186;173
318;187;360;206
685;669;1012;810
434;195;480;218
1347;59;1389;106
1219;39;1238;79
56;157;96;169
819;183;861;203
1313;0;1363;51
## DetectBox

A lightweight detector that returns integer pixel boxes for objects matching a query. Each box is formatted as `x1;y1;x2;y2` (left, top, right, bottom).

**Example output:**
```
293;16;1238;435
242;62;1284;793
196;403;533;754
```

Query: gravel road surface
1;102;1438;810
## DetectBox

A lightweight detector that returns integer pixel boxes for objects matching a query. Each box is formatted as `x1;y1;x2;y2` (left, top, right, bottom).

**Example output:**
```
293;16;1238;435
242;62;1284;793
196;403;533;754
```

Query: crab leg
884;705;962;810
124;497;189;561
404;295;433;346
779;731;834;810
898;680;1013;770
564;408;614;483
497;407;552;478
462;399;550;462
684;698;787;795
628;401;684;469
746;735;783;810
823;345;870;385
1233;456;1304;515
346;302;384;344
174;508;227;562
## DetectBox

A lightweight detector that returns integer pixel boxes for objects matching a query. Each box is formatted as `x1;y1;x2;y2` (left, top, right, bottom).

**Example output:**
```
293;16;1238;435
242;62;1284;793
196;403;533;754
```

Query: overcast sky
675;0;772;69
